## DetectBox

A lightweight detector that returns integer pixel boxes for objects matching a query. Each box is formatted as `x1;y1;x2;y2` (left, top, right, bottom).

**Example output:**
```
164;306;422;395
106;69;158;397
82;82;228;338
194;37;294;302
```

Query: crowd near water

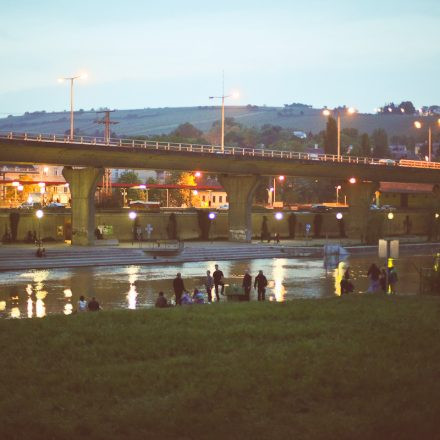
0;254;424;319
75;261;398;312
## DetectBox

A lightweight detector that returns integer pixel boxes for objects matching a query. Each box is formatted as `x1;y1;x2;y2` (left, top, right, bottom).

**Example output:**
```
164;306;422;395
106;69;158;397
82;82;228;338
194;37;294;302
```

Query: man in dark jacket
173;273;185;305
242;270;252;301
213;264;225;300
254;270;268;301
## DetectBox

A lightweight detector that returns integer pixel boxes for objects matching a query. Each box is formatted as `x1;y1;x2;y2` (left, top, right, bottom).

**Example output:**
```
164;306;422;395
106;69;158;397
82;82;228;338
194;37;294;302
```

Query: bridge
1;131;440;245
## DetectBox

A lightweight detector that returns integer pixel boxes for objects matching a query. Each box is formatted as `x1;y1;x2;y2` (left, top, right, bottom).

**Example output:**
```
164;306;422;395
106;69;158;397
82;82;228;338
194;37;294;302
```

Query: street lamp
128;211;137;245
209;78;239;152
322;107;357;160
414;118;440;162
35;209;44;248
208;212;217;241
58;73;87;140
274;212;283;242
272;175;285;207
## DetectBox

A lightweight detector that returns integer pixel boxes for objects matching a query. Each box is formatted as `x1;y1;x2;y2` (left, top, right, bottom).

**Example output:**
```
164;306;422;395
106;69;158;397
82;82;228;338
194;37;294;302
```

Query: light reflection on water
0;254;434;318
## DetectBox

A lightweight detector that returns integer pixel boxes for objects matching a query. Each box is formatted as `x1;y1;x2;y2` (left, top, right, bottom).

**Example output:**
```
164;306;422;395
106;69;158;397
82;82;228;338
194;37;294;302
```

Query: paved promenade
0;237;439;272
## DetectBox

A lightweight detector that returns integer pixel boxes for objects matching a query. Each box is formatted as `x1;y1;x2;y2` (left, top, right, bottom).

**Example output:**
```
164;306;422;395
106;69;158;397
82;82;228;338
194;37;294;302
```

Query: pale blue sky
1;0;439;114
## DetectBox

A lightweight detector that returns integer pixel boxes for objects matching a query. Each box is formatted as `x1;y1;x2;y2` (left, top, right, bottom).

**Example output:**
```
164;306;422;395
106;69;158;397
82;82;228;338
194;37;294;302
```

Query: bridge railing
1;130;438;170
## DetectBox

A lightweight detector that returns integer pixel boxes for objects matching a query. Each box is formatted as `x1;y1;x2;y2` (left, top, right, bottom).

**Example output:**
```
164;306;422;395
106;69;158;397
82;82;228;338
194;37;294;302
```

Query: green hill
0;105;423;139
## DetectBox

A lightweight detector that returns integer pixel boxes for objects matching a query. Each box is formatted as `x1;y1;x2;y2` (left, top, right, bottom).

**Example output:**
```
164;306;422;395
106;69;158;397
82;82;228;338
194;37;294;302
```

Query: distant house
292;131;307;139
376;182;436;209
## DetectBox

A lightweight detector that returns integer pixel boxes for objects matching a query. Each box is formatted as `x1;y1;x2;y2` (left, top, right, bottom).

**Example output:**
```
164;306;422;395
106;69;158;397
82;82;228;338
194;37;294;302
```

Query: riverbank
0;238;439;272
2;296;440;439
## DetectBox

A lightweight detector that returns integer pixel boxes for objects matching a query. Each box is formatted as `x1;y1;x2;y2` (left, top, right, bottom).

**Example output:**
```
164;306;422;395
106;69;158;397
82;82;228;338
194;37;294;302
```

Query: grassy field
1;296;440;439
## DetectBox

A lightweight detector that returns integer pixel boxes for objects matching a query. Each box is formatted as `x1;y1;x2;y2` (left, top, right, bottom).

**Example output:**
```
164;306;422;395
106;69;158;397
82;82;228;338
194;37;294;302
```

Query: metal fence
1;131;439;170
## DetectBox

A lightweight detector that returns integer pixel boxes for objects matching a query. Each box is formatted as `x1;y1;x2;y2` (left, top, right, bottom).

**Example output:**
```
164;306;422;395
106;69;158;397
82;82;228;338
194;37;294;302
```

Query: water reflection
126;266;139;310
0;254;433;318
272;258;287;302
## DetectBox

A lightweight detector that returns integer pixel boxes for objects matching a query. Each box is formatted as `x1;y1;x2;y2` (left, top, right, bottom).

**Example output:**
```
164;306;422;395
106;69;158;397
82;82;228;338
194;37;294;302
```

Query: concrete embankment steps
0;244;308;271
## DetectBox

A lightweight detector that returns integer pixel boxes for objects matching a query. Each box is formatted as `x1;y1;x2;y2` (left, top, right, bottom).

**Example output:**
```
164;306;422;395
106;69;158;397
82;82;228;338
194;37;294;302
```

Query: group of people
367;263;398;294
77;295;101;312
155;264;269;307
340;263;398;295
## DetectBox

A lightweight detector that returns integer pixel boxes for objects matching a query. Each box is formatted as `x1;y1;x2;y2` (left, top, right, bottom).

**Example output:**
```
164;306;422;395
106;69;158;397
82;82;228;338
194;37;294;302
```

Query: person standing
367;263;381;293
205;270;214;302
254;270;268;301
242;270;252;301
173;273;185;305
388;266;398;294
213;264;225;301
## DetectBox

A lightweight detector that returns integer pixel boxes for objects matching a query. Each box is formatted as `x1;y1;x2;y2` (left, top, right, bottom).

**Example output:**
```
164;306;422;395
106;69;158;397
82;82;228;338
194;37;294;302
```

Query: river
0;254;434;318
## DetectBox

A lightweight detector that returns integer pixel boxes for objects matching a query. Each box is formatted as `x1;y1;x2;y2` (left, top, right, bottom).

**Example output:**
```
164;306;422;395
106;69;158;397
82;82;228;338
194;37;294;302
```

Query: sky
1;0;439;115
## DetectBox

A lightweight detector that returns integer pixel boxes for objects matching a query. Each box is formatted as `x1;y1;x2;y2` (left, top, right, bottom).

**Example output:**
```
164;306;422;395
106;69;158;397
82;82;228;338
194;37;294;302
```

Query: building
376;182;435;209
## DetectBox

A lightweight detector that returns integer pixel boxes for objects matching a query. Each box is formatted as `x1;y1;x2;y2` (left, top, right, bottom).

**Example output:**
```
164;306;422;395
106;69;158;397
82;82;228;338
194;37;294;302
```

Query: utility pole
94;110;119;196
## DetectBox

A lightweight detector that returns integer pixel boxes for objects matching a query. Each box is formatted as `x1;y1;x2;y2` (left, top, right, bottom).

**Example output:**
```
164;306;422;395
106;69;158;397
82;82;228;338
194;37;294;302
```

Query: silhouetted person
36;247;46;257
155;291;168;308
388;267;398;294
242;270;252;301
95;227;103;240
205;270;214;302
213;264;225;300
88;297;100;311
367;263;381;293
254;270;268;301
173;273;185;305
340;267;354;294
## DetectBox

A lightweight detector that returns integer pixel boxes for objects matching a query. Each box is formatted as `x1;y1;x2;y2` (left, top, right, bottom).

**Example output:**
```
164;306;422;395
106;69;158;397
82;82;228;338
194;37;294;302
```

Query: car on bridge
374;159;397;165
45;202;67;209
18;202;42;210
311;204;331;212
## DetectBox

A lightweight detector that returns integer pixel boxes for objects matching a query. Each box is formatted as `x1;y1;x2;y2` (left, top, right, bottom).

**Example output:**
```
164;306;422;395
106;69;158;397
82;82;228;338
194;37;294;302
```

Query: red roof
379;182;433;194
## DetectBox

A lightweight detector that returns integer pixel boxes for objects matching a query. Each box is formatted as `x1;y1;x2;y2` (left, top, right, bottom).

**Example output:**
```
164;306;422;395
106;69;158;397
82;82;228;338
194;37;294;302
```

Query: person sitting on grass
192;289;205;304
77;295;88;312
87;297;101;311
180;291;193;306
155;291;169;308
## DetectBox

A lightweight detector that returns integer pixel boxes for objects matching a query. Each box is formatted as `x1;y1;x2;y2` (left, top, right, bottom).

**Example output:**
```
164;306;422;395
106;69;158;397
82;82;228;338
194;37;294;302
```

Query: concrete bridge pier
346;181;379;243
62;166;104;246
219;174;260;242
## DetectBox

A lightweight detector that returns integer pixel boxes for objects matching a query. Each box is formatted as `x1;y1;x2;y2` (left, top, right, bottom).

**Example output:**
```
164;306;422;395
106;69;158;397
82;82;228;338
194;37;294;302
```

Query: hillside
0;105;422;139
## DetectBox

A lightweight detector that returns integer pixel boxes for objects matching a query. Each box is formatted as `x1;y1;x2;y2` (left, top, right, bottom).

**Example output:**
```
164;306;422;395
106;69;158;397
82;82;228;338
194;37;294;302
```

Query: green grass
2;296;440;439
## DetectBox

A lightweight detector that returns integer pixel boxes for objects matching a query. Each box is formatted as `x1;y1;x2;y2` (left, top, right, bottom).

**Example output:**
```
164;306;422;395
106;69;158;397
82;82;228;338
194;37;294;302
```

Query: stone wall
0;209;435;242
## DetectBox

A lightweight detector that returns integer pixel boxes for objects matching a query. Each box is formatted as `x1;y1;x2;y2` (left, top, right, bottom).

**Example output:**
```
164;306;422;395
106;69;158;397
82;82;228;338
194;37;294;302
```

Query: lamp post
414;118;440;162
128;211;137;246
335;185;341;204
322;107;356;160
208;212;217;242
387;212;394;238
35;209;44;248
274;212;283;242
209;76;239;152
58;74;87;140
